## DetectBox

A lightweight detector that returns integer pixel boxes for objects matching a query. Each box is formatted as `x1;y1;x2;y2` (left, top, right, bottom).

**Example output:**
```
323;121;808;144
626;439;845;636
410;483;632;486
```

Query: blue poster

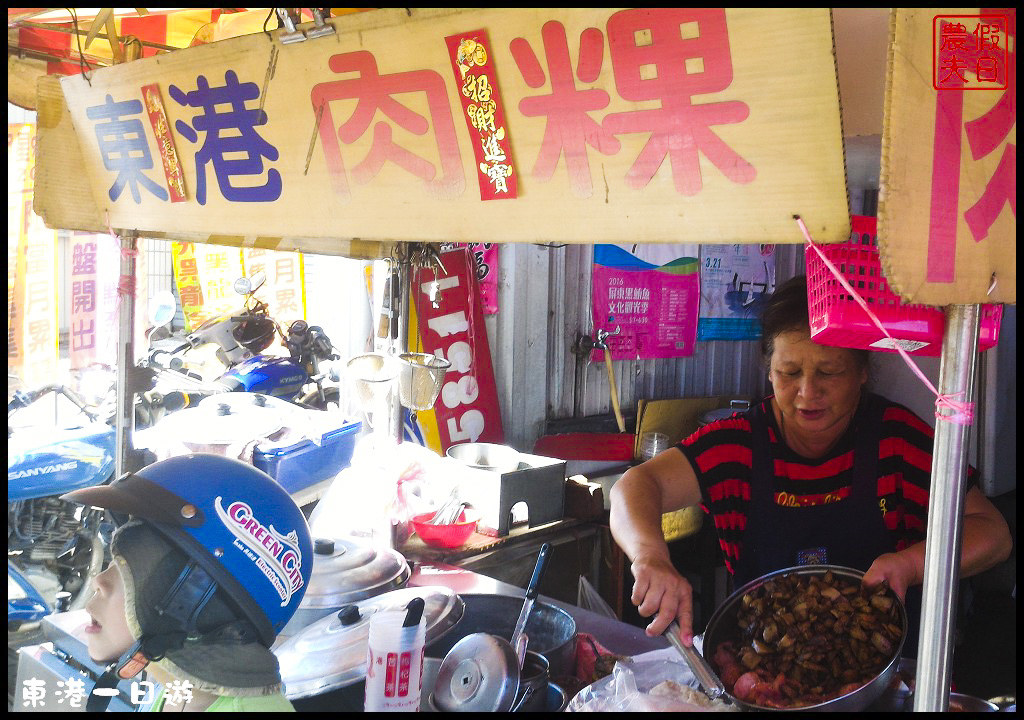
697;244;776;341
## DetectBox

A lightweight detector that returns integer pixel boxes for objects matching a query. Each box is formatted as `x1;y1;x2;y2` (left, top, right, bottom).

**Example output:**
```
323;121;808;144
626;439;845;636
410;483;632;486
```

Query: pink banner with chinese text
591;243;700;361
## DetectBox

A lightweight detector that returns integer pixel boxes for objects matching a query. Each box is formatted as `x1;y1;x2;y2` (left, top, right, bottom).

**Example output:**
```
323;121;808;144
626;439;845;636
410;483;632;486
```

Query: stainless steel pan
674;565;908;712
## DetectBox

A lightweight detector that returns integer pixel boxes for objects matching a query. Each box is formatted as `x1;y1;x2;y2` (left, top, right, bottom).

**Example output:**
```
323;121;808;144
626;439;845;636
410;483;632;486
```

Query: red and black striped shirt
678;396;976;575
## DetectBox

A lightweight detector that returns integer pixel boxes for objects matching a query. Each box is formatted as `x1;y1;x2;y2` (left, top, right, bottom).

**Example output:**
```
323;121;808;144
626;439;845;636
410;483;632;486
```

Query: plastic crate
253;419;361;495
806;216;1002;357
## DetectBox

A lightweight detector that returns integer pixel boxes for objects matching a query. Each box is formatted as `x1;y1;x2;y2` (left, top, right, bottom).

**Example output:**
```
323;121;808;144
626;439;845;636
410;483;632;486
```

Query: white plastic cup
364;610;426;712
640;431;670;461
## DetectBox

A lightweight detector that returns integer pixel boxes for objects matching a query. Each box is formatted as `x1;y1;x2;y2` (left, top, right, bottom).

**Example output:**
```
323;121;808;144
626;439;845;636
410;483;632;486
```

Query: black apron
733;392;891;587
731;392;924;656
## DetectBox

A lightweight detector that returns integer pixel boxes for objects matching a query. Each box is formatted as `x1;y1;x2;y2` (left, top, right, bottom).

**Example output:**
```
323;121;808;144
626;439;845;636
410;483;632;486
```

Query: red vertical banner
410;248;504;452
69;233;125;369
445;30;518;200
69;234;100;368
441;242;500;314
141;83;188;202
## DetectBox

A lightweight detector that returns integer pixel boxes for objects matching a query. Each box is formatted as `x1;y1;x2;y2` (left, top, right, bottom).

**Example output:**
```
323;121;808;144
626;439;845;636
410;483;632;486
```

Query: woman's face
768;330;867;444
83;562;136;663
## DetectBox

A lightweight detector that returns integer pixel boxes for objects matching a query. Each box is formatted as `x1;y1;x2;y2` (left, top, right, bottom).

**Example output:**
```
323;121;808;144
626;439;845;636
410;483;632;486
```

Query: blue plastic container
253;419;361;495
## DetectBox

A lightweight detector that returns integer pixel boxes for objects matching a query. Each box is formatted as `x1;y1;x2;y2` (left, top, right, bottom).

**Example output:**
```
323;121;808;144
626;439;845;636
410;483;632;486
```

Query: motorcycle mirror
147;290;177;329
234;270;267;296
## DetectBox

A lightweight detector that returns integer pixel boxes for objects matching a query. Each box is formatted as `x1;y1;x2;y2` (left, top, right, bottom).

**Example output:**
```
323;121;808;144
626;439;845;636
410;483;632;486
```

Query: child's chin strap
85;561;218;712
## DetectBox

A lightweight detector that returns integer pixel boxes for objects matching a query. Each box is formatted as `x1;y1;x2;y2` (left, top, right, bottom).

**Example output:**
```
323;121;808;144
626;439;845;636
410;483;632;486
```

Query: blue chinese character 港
170;70;282;205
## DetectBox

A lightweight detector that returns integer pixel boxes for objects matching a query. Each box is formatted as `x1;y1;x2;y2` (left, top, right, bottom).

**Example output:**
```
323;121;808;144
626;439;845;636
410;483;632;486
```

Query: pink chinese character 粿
603;8;756;195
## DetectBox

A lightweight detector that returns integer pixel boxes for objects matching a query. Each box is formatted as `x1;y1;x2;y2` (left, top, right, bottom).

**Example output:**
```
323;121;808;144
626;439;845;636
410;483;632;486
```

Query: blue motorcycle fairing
8;560;52;623
219;355;308;398
8;423;116;502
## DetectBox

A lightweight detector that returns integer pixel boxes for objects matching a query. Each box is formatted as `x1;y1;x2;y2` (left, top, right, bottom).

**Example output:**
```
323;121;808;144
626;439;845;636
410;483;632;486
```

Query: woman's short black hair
760;275;869;371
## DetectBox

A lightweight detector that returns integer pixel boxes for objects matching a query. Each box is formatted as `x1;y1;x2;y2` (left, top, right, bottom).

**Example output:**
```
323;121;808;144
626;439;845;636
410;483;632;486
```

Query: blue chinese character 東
170;70;282;205
86;95;169;203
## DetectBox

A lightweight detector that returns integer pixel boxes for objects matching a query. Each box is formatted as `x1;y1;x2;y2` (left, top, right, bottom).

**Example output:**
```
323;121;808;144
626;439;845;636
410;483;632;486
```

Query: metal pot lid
276;585;464;699
433;633;520;713
197;391;300;415
299;536;411;609
699;399;752;426
172;399;284;445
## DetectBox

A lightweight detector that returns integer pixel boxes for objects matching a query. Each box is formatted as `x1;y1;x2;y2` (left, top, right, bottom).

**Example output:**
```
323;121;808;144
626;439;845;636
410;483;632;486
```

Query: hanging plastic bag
577;576;617;619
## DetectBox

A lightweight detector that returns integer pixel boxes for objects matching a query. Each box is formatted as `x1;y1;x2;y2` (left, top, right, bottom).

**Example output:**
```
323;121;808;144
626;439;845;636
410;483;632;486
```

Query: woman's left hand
863;551;922;601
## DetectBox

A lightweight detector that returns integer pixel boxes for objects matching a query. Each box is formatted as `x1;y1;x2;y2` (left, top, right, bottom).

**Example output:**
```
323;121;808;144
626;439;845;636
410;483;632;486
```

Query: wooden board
36;8;850;250
879;8;1016;304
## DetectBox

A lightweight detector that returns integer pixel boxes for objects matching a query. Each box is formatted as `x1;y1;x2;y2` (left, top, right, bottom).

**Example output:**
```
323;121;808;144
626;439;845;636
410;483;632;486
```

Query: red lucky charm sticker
141;84;187;202
445;30;518;201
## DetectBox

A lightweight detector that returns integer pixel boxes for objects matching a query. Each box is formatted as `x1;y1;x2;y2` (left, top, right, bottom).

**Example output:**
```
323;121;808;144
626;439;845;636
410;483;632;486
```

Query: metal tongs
428;493;466;525
664;621;731;704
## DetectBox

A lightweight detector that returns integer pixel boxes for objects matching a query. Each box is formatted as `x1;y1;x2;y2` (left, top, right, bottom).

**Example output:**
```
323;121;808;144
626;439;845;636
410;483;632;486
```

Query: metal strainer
346;353;398;432
397;352;450;411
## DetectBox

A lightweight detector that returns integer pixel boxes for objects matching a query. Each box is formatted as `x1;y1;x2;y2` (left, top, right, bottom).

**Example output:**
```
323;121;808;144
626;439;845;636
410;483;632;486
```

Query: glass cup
640;431;670;461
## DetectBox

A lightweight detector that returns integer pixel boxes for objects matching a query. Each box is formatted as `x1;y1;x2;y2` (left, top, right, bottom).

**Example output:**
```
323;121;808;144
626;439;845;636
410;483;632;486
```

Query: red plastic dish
411;509;479;549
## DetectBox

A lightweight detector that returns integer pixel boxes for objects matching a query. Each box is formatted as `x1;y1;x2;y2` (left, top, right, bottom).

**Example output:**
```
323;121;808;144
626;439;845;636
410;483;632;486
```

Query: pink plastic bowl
411;509;478;549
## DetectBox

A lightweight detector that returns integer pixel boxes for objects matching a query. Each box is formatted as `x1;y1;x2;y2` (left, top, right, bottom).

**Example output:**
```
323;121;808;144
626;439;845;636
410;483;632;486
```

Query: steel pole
114;232;138;481
913;304;981;712
393;257;411;444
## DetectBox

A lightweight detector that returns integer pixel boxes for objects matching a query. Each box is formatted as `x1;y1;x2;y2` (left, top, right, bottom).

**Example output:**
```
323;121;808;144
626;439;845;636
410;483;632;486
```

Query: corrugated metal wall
487;242;807;452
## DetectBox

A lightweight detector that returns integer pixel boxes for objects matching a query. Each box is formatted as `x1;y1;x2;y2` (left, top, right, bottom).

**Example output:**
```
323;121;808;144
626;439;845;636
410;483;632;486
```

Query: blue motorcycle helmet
62;454;313;698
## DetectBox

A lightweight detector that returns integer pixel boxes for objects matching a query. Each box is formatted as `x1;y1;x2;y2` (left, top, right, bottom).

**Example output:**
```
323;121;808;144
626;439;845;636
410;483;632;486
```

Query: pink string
795;216;974;426
106;212;136;301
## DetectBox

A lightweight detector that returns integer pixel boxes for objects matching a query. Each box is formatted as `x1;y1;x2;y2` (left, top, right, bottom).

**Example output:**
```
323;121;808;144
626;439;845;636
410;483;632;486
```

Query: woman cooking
609;275;1012;651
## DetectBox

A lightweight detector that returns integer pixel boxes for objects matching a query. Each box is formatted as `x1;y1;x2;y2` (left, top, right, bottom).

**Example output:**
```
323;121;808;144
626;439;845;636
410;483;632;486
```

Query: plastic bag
577;576;617;619
308;436;457;549
565;649;738;712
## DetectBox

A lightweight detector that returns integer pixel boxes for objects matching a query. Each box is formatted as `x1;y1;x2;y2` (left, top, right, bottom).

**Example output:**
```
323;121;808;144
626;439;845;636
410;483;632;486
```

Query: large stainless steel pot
695;565;908;712
424;593;577;678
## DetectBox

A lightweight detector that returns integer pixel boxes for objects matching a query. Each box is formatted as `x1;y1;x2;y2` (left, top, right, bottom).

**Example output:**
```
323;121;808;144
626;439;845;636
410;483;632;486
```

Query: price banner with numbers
408;247;504;453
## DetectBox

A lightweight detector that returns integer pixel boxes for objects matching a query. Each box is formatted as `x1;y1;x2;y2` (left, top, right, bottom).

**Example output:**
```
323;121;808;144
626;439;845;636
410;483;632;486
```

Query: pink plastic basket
806;216;1003;357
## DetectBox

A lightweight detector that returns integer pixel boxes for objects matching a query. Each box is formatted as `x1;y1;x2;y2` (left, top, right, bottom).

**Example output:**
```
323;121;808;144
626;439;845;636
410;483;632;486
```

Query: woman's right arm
609;448;704;645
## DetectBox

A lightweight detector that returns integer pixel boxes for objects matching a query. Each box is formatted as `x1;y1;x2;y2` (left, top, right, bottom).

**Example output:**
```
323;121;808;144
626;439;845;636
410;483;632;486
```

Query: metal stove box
454;452;566;537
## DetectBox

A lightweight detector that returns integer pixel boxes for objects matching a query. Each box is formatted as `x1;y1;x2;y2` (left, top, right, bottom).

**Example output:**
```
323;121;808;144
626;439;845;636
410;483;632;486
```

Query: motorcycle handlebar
160;390;209;412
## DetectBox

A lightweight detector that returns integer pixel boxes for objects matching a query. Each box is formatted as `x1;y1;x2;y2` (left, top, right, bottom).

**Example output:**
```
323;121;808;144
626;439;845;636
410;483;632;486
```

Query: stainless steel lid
276;586;464;699
432;633;520;713
300;536;411;609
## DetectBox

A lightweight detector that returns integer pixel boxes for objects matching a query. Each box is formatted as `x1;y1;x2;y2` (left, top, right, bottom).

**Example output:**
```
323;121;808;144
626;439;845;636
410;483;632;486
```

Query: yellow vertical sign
242;249;306;332
8;124;58;388
193;244;245;320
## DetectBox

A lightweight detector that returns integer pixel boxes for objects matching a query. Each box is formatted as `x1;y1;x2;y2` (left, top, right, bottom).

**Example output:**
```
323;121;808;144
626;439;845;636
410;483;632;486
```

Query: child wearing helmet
62;453;314;712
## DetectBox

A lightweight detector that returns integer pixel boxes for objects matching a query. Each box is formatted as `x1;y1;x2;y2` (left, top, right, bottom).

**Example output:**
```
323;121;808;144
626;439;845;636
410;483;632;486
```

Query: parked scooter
8;379;115;632
137;273;342;428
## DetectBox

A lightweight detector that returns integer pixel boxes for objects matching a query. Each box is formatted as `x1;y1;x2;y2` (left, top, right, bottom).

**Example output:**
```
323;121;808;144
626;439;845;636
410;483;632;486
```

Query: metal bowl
446;442;523;474
901;692;1000;712
702;565;908;712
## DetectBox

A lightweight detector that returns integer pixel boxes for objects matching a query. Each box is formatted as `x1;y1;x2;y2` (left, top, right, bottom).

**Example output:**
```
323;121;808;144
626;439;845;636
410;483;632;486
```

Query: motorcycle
8;376;116;632
137;272;343;428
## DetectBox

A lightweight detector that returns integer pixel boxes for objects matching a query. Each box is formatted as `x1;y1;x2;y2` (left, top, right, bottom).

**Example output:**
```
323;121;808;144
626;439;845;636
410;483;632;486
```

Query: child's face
84;562;136;663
